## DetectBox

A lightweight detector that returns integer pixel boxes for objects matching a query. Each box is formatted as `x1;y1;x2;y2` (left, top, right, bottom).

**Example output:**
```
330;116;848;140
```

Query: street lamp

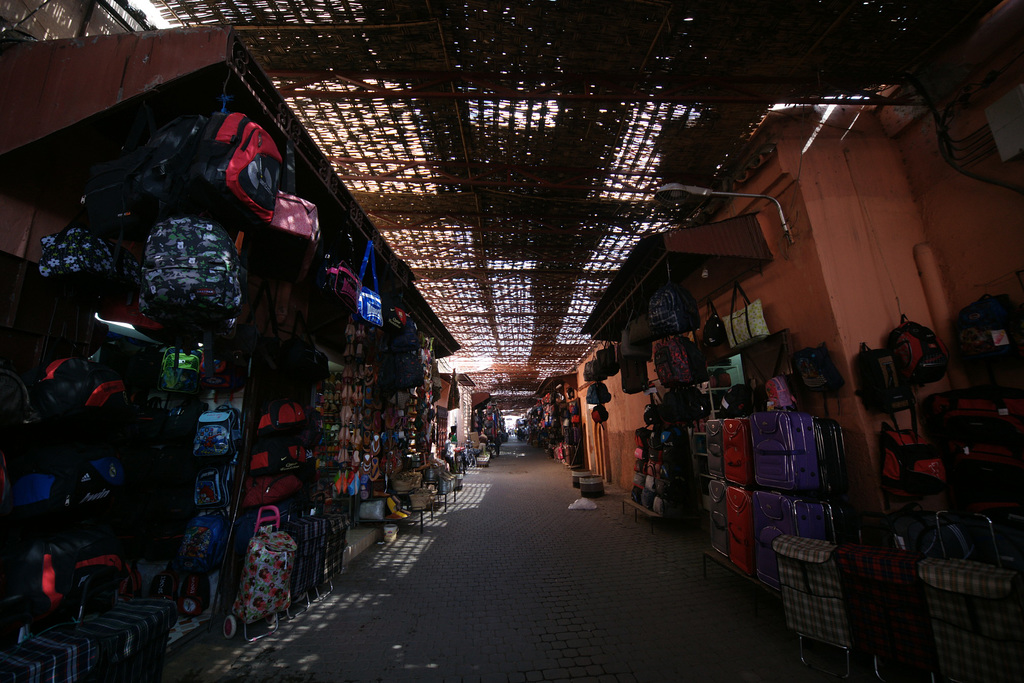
655;183;793;244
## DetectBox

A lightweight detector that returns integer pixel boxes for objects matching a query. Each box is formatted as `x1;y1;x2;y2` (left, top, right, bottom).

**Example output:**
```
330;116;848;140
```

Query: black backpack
856;342;914;414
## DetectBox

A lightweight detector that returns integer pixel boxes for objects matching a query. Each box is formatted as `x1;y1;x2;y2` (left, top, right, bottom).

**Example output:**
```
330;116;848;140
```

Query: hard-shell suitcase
752;411;819;491
825;500;860;545
918;557;1024;683
726;485;755;575
753;490;795;589
835;544;939;675
225;505;296;642
813;417;848;495
708;479;729;556
723;418;754;485
706;419;724;478
793;499;829;541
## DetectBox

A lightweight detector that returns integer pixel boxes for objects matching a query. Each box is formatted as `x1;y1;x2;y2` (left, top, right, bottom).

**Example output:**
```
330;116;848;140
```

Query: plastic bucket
383;524;398;542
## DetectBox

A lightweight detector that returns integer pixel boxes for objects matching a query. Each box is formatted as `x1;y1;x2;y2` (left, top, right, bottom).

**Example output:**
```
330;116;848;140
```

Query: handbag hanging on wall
702;300;727;348
356;241;383;327
725;281;769;349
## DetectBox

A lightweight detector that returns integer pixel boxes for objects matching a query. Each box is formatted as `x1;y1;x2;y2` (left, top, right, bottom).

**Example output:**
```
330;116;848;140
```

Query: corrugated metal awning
583;213;773;342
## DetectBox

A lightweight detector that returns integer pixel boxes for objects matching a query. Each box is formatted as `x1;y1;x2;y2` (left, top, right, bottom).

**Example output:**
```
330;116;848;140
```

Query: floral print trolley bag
224;505;297;641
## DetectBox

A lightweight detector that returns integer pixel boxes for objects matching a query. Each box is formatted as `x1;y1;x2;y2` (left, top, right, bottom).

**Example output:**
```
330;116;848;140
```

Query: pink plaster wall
594;3;1024;514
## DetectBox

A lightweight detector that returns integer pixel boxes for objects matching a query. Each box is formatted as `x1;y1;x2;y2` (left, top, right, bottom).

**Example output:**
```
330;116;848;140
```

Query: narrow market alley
163;440;924;683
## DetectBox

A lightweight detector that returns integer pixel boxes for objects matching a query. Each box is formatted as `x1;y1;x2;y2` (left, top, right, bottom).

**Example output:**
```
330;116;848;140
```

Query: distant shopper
449;426;458;446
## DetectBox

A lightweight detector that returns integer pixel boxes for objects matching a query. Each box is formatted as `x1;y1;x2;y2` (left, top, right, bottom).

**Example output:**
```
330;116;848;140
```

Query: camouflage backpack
140;215;243;334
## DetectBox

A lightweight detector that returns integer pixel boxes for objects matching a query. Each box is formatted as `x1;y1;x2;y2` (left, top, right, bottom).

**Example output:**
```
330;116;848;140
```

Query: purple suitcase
753;490;796;589
794;499;829;540
752;411;819;491
706;419;724;478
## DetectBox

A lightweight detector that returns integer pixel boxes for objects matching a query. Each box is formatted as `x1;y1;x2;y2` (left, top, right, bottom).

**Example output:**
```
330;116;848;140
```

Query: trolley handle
254;505;281;534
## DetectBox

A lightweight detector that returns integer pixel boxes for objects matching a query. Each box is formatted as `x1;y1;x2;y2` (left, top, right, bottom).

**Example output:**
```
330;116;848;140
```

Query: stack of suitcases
707;411;857;589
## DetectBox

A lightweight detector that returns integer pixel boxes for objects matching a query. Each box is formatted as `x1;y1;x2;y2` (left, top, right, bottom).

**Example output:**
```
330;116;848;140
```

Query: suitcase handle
254;505;281;534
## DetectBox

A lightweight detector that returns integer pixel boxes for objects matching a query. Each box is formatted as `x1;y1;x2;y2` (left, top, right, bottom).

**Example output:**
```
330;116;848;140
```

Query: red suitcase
726;485;755;575
723;418;754;486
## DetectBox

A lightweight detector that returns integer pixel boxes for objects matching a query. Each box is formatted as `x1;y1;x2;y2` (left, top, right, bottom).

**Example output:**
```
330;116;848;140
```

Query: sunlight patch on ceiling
599;102;701;201
283;94;439;195
468;98;560;130
389;227;477;268
584;231;642;273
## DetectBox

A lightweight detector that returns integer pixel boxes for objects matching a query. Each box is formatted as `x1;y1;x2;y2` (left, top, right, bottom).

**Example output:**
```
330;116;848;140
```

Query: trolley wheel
223;615;237;639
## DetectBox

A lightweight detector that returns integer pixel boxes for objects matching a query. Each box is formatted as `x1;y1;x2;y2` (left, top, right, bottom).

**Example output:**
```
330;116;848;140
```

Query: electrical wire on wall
903;49;1024;197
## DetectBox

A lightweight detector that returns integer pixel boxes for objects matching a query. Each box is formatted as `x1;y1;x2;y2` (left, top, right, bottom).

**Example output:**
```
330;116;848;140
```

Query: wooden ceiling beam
270;69;911;105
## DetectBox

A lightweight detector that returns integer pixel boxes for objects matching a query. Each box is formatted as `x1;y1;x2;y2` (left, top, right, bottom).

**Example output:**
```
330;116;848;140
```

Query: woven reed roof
153;0;995;411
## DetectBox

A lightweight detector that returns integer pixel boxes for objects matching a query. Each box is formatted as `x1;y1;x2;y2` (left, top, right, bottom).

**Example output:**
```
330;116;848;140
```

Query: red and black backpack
888;314;949;385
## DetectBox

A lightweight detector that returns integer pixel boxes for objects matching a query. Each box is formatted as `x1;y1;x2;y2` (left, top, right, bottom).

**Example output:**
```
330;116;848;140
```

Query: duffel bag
28;357;132;424
249;435;308;477
10;442;125;521
1;524;127;622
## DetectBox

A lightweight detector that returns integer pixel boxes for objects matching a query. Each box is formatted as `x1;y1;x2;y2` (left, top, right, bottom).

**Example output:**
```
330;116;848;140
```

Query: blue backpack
172;513;229;574
792;343;845;392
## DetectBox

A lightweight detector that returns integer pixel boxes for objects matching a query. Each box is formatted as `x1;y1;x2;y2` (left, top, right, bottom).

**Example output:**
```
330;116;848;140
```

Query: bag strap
358;241;379;291
292;309;315;345
707;300;719;319
281;140;297;196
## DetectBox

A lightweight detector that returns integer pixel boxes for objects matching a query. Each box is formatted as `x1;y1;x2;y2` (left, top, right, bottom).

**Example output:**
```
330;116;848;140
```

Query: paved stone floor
163;440;932;683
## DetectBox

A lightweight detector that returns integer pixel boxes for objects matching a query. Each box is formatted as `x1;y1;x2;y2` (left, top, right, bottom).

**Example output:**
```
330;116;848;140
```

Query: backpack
84;110;208;239
888;315;949;384
140;215;243;335
187;111;282;227
249;436;309;477
957;294;1012;359
648;282;700;338
719;383;753;417
171;513;229;574
586;381;611;405
594;345;620;378
0;357;38;429
879;422;947;497
618;348;649;395
193;404;242;459
791;343;845;392
194;464;232;509
159;348;201;395
856;343;914;414
653;335;708;387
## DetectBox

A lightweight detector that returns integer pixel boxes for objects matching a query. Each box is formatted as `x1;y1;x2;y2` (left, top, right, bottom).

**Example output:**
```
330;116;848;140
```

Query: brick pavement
163;440;931;683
